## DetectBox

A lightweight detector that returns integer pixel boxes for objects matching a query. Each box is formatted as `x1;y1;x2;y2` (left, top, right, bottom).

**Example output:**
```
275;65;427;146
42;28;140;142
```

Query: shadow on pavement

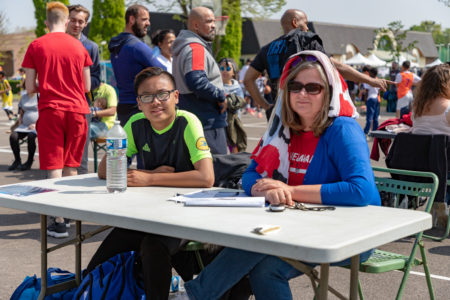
0;223;112;244
428;246;450;257
0;165;46;181
0;211;39;226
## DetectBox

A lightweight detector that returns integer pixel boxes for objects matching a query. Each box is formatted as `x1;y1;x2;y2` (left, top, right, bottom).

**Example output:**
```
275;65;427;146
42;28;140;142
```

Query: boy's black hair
134;67;176;95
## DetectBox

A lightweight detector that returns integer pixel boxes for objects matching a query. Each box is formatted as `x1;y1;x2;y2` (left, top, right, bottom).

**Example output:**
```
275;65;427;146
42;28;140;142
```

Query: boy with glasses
91;67;215;299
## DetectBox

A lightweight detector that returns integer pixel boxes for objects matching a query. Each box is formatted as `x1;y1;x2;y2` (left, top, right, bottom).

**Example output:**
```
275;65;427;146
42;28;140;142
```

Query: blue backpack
73;251;145;300
10;268;76;300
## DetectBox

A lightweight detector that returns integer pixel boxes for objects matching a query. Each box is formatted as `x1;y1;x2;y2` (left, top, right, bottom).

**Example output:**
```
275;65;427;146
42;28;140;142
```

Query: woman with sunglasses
184;51;380;300
218;58;247;153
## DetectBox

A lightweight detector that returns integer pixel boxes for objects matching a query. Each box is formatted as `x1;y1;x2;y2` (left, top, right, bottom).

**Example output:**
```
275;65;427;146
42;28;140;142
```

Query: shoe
257;112;263;118
47;219;69;238
8;160;21;171
19;162;32;171
246;108;256;116
64;218;71;228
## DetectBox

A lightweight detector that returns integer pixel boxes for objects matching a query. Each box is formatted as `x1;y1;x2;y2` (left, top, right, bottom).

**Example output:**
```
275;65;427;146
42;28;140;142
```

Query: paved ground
0;106;449;299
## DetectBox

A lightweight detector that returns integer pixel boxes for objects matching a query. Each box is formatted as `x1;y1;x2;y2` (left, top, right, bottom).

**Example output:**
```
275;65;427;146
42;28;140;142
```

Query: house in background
0;31;35;77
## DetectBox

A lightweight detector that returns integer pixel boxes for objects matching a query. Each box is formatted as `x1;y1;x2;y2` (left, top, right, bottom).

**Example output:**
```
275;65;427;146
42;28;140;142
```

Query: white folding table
0;174;431;299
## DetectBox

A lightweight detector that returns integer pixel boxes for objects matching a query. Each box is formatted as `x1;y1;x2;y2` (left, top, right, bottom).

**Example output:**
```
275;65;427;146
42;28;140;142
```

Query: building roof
310;22;375;55
310;21;438;58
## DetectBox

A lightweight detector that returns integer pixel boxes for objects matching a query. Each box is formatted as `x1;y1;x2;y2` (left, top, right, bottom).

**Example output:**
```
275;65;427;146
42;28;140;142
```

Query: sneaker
64;218;71;228
8;160;21;171
257;111;263;118
246;108;256;116
19;162;33;171
47;219;69;238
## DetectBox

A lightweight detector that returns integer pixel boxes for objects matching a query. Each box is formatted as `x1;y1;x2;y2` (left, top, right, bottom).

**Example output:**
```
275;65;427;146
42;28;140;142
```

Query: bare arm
83;66;91;92
127;158;214;188
95;106;117;118
24;68;38;94
244;66;271;110
98;155;107;179
251;178;322;205
331;58;395;92
98;155;215;188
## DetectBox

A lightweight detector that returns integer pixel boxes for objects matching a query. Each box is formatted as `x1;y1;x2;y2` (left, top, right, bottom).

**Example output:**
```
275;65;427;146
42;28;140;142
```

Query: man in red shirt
22;1;92;238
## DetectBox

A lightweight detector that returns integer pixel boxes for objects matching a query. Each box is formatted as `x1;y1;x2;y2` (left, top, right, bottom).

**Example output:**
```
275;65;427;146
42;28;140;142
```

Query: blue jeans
185;247;374;300
364;97;380;134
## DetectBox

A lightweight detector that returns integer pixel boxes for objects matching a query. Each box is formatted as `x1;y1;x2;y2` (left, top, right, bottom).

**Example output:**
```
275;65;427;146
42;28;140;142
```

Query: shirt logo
142;143;151;152
196;137;209;151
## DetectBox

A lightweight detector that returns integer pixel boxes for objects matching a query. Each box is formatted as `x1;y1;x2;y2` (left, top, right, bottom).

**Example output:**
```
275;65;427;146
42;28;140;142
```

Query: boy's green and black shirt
124;110;212;172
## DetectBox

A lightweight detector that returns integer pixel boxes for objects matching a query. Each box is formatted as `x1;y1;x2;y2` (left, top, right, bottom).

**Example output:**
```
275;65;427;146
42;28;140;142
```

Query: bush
9;80;21;95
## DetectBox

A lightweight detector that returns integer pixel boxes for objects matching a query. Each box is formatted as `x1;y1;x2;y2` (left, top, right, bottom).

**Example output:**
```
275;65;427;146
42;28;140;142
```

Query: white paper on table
184;196;265;207
168;190;265;207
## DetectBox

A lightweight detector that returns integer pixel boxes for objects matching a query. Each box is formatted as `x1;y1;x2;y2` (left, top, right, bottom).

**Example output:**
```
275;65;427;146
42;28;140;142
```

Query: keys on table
269;202;335;212
287;202;336;211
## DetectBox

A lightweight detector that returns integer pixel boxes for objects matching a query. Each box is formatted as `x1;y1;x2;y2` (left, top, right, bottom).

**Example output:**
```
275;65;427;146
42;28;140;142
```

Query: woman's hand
252;178;290;192
28;124;35;130
251;178;294;206
264;187;294;206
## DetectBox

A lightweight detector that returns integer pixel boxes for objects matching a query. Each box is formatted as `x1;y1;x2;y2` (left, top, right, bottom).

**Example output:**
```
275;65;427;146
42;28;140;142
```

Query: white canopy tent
367;54;387;67
398;55;420;68
424;58;443;68
344;53;371;66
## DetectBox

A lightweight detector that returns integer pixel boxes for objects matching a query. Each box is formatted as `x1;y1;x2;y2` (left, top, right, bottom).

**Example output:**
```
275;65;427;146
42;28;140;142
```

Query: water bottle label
106;138;127;150
170;275;180;292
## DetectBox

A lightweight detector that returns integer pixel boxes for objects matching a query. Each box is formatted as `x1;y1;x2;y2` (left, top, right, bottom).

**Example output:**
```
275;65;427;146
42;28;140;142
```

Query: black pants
9;131;37;164
87;228;251;300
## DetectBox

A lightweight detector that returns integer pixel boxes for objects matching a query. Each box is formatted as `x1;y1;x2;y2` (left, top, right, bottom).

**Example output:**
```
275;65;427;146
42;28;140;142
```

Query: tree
90;0;126;60
410;21;450;44
0;10;7;35
33;0;69;37
375;21;417;63
135;0;285;19
215;0;242;63
136;0;285;59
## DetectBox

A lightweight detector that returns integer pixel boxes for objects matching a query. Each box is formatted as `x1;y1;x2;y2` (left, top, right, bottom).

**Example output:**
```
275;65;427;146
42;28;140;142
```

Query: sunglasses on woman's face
220;65;232;72
287;81;324;95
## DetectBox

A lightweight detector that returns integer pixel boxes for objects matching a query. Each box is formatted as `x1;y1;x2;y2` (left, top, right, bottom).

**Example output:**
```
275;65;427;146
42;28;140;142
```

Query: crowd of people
2;0;448;299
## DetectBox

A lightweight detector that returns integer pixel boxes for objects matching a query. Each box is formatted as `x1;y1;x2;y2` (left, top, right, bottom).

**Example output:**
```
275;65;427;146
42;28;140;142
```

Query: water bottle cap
114;120;121;125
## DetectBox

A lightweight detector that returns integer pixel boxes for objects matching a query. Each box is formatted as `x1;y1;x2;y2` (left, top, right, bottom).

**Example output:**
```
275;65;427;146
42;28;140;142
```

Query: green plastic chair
183;241;206;270
355;166;438;300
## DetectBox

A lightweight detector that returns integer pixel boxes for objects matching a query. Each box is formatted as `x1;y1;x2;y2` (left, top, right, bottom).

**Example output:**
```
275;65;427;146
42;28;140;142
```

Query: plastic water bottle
106;120;127;193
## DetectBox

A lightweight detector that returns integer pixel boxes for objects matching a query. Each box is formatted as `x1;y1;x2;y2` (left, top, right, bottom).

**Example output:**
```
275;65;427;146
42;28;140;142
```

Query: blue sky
3;0;450;34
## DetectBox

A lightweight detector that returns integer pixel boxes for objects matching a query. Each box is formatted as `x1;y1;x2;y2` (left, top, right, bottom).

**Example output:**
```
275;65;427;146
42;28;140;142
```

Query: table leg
350;255;360;300
38;215;47;300
75;221;82;285
318;263;329;300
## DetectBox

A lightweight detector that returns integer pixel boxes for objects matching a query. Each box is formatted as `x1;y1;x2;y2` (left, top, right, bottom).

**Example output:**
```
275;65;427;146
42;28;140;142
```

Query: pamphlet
169;190;265;207
0;185;56;197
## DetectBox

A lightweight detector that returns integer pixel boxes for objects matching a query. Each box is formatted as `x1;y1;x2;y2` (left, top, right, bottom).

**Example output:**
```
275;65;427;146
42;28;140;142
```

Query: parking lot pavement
0;110;449;299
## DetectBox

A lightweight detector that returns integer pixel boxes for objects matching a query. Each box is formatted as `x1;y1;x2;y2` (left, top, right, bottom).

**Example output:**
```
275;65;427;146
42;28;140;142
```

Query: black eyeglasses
287;81;324;95
220;65;232;72
138;90;175;103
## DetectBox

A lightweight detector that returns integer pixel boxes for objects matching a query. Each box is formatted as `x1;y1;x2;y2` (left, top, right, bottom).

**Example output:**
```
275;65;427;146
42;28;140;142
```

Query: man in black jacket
244;9;393;120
